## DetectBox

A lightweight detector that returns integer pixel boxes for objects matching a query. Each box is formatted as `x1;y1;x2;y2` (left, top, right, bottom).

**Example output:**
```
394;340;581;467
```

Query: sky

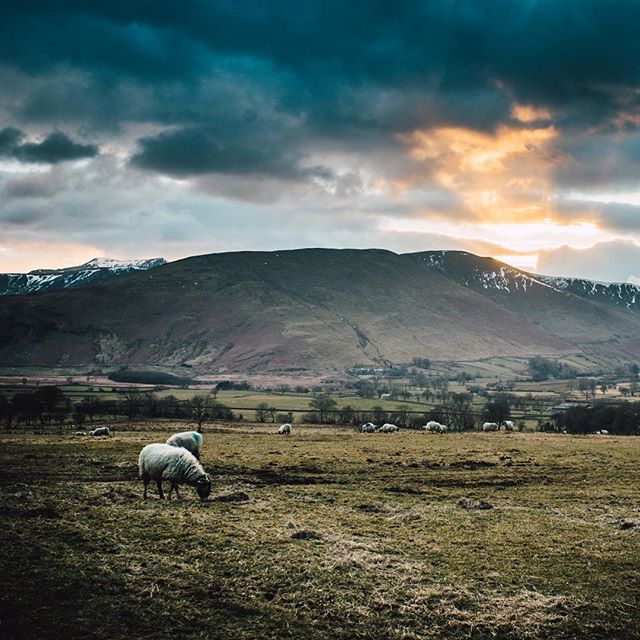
1;1;639;282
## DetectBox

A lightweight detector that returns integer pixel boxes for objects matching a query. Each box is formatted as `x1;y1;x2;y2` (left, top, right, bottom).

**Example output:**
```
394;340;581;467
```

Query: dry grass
1;428;639;639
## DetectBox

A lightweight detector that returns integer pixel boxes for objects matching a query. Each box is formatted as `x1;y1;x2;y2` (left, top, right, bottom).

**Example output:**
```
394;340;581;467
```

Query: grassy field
1;427;639;639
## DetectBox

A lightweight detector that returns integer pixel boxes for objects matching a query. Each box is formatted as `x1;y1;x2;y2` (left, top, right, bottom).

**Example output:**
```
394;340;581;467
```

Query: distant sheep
138;443;211;501
379;423;399;433
482;422;499;432
73;431;87;436
503;421;515;431
423;421;447;434
595;429;610;435
89;426;110;437
166;430;203;459
361;422;376;433
278;423;291;435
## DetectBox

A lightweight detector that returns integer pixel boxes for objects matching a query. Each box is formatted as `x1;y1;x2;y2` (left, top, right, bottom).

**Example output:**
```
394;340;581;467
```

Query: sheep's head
195;474;211;500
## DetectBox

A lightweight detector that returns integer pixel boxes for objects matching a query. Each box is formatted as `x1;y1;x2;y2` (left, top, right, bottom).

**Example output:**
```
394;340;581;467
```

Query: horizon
5;246;640;286
1;2;640;282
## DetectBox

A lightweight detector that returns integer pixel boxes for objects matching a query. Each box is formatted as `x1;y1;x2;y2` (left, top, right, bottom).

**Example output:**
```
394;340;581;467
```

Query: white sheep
423;421;447;434
166;430;203;459
89;426;110;437
379;423;399;433
595;429;609;435
278;423;291;435
361;422;376;433
73;431;87;436
482;422;499;432
138;443;211;501
503;421;515;431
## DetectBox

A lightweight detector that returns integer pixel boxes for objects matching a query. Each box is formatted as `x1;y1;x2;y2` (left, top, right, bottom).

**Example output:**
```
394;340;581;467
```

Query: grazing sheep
595;429;610;435
278;423;291;435
89;426;110;437
379;423;399;433
166;430;203;459
423;421;447;434
482;422;499;432
503;421;515;431
361;422;376;433
73;431;87;436
138;443;211;501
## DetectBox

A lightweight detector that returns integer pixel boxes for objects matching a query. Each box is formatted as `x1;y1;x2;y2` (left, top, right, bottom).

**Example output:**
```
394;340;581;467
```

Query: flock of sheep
360;420;515;434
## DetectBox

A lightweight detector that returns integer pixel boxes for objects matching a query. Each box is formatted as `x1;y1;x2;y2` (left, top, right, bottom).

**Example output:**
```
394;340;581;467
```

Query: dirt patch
457;497;495;510
291;529;323;541
449;460;497;469
0;503;62;519
246;469;333;486
212;491;251;503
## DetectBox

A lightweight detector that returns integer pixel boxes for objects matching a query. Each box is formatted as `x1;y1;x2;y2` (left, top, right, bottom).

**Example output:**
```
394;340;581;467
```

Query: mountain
0;257;166;296
0;249;639;373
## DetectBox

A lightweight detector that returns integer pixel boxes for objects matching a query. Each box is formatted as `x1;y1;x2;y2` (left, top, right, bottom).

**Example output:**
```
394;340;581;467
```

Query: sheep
379;423;399;433
166;430;203;459
89;426;110;437
423;421;447;434
278;423;291;435
73;431;87;436
595;429;609;435
138;443;211;501
361;422;376;433
503;420;515;431
482;422;499;432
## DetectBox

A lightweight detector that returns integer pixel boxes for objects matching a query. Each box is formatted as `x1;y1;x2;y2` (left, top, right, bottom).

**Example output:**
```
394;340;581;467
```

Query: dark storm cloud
132;128;324;179
3;2;640;145
1;0;640;231
0;127;98;164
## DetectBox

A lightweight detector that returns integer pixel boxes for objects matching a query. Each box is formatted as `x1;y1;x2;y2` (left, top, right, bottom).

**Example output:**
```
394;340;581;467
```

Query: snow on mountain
413;250;640;312
0;257;167;296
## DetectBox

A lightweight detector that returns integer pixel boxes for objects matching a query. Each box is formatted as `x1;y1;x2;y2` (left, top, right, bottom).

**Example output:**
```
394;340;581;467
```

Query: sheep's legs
142;473;150;500
156;480;165;500
167;482;181;501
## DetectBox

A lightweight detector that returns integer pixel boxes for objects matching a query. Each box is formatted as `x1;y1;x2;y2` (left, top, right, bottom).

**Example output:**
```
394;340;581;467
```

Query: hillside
0;257;166;296
0;249;639;373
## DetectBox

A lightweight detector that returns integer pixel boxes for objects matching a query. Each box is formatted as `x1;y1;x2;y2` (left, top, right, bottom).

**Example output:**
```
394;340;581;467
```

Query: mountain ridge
0;248;638;373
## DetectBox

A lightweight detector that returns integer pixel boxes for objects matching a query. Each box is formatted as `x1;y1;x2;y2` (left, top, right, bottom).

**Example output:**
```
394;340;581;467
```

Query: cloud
537;240;640;283
0;2;640;279
0;127;98;164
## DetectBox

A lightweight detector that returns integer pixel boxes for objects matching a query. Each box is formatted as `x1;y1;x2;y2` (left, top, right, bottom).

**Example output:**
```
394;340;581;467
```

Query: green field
1;428;638;639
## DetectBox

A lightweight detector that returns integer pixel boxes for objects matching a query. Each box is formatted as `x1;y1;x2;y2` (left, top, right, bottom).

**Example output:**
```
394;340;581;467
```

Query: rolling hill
0;249;638;373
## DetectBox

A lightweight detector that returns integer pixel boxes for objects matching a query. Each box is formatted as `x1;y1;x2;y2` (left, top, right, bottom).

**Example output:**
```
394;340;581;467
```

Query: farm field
1;428;639;639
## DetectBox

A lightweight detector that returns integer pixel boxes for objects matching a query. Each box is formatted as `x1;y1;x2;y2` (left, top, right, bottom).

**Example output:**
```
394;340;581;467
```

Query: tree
371;405;388;425
190;394;212;429
482;393;512;425
338;405;356;425
309;393;337;423
255;402;269;423
78;396;102;420
598;382;610;396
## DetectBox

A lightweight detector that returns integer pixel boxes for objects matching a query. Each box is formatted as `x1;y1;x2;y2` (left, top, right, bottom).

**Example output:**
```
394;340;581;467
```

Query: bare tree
190;394;212;429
